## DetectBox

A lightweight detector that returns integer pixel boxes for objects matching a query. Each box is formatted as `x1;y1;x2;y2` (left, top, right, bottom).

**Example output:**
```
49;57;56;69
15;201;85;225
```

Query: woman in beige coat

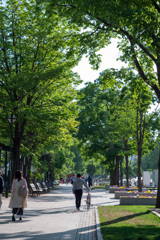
9;170;28;221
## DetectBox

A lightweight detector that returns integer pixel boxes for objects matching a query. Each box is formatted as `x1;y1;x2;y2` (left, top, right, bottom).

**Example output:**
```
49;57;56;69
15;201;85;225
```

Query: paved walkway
0;184;119;240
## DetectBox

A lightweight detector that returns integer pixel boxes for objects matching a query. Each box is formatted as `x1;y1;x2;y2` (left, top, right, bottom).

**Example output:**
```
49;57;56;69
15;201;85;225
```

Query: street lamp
8;114;16;185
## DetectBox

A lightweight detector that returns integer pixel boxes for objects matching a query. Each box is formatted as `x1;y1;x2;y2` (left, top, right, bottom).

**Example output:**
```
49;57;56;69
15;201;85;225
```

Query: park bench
29;183;40;196
41;182;49;192
36;182;44;194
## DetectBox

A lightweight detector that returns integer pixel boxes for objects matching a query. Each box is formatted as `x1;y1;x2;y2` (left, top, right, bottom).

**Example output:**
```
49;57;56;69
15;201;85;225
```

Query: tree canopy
44;0;160;101
0;0;82;176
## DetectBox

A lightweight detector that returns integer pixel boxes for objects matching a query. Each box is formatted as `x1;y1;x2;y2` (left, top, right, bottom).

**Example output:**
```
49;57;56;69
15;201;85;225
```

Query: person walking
88;175;92;188
71;174;76;185
0;170;4;209
72;173;89;211
9;170;28;221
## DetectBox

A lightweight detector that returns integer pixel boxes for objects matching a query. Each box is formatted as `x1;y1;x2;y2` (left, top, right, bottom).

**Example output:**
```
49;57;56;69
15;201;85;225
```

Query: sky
73;39;126;89
73;40;159;112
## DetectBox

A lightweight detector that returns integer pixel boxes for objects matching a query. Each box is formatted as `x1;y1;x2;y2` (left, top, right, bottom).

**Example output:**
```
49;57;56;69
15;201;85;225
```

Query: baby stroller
86;191;91;210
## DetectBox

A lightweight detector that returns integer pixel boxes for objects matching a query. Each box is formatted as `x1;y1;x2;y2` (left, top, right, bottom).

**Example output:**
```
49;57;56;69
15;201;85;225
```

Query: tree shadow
28;188;75;203
99;210;160;239
0;222;97;240
101;210;150;226
29;194;74;203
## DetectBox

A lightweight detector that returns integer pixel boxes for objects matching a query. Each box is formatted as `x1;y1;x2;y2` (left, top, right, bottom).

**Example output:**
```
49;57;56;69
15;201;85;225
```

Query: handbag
18;185;27;198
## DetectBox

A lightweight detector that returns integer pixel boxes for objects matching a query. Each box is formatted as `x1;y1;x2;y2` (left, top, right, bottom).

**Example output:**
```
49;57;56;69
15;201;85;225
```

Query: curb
95;206;103;240
151;210;160;218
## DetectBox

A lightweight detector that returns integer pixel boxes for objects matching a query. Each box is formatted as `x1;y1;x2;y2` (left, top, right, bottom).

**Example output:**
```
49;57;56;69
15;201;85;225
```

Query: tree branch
152;0;160;13
1;29;11;73
12;11;18;74
129;39;150;84
32;41;40;70
0;80;11;96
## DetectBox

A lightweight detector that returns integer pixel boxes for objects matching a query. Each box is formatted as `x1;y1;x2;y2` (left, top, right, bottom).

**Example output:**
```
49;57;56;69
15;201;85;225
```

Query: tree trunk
136;111;145;193
137;146;142;192
120;157;123;186
5;151;8;183
124;139;129;187
115;155;120;186
101;165;103;179
12;139;21;180
156;151;160;208
110;167;116;185
22;157;26;179
52;170;55;181
105;168;107;181
125;155;129;187
26;156;32;185
12;120;26;180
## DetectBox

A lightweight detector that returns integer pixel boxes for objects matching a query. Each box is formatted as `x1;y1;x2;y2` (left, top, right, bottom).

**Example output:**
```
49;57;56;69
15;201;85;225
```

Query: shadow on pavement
0;223;97;240
29;194;74;203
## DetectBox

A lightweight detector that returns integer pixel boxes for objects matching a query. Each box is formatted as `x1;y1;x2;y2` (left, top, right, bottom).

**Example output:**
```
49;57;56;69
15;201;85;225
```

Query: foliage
142;145;159;171
86;163;96;176
77;68;153;185
0;0;82;173
42;0;160;201
77;77;124;161
70;140;84;173
141;109;160;170
45;0;160;102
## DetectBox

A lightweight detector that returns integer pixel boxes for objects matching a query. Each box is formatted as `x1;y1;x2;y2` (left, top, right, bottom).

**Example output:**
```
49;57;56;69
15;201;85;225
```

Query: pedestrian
0;170;4;209
71;174;76;184
88;175;92;188
9;170;28;221
66;177;69;184
72;173;89;211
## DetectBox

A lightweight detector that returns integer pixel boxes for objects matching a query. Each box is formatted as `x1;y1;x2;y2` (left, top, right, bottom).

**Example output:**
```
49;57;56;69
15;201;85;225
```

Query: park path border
151;209;160;218
95;206;103;240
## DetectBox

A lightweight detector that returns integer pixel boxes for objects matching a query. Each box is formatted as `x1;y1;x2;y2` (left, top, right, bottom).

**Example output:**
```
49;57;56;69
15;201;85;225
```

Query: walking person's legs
75;189;82;210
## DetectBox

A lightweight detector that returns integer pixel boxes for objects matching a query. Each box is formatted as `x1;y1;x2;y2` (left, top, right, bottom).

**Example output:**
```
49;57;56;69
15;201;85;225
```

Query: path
0;184;119;240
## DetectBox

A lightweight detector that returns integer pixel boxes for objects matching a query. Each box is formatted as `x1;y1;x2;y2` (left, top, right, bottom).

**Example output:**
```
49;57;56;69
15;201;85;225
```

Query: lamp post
8;114;16;185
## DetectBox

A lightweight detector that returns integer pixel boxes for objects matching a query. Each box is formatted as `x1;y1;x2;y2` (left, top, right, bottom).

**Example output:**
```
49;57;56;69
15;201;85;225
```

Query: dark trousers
75;189;82;209
88;181;92;188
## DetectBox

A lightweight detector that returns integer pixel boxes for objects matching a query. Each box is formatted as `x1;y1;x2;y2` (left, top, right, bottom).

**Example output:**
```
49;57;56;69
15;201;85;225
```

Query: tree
45;0;160;206
0;0;81;178
77;72;130;185
77;67;154;189
45;0;160;100
118;74;153;190
142;146;159;171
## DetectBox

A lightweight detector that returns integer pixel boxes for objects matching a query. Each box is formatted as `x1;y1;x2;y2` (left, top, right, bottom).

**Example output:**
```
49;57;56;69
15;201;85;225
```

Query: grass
98;205;160;240
2;192;11;197
94;185;105;189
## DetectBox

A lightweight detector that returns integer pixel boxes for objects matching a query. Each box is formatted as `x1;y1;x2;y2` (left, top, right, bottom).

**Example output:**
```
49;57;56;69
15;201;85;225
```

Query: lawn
98;205;160;240
94;185;105;189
